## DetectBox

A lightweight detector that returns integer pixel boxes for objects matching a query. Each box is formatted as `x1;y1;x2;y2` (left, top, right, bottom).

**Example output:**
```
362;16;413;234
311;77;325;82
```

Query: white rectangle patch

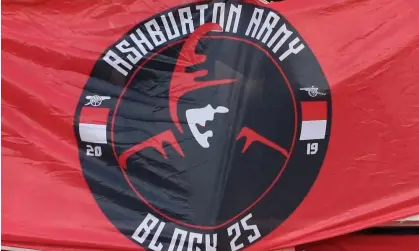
79;123;107;144
299;120;327;140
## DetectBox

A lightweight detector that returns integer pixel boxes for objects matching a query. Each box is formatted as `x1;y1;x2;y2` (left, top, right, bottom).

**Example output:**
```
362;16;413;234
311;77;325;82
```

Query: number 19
307;143;318;155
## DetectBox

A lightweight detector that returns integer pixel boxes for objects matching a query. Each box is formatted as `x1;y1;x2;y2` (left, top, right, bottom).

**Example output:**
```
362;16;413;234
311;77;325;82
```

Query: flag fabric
299;101;327;140
78;107;109;144
2;0;419;251
297;234;419;251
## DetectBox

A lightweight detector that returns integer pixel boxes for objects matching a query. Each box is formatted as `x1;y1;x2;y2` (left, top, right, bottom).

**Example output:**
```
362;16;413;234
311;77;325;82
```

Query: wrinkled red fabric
297;234;419;251
2;0;419;250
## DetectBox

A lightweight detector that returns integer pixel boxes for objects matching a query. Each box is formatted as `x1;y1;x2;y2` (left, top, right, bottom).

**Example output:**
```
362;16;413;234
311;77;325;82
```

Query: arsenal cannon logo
74;1;332;250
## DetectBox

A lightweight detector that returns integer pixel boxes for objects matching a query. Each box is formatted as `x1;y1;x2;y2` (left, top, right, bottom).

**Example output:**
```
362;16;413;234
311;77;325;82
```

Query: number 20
86;145;102;157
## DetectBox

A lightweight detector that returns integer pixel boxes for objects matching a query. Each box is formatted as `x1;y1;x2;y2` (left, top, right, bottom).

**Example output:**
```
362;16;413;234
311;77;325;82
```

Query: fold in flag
299;101;328;140
79;107;109;144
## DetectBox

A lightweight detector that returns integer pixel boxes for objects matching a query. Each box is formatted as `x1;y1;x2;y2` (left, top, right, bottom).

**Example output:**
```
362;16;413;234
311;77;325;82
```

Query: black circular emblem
75;1;332;250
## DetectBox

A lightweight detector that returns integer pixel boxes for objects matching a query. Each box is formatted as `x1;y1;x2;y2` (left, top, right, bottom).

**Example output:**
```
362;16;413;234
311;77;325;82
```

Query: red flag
2;0;419;250
298;234;419;251
79;107;110;144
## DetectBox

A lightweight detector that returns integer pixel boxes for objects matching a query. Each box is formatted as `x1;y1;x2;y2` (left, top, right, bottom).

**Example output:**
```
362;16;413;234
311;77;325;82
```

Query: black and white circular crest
74;1;332;250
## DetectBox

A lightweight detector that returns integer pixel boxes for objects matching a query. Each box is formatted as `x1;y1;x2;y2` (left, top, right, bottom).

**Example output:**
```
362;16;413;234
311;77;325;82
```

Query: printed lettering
178;7;194;35
145;19;167;47
256;11;280;44
245;8;264;37
103;50;132;76
116;39;143;64
225;4;242;33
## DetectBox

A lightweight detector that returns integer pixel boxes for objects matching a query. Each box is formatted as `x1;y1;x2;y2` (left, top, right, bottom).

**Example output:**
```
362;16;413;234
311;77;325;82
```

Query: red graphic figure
118;23;288;168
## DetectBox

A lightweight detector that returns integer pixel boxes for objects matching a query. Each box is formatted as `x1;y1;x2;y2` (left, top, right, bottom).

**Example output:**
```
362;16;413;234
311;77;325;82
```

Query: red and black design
75;2;332;250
